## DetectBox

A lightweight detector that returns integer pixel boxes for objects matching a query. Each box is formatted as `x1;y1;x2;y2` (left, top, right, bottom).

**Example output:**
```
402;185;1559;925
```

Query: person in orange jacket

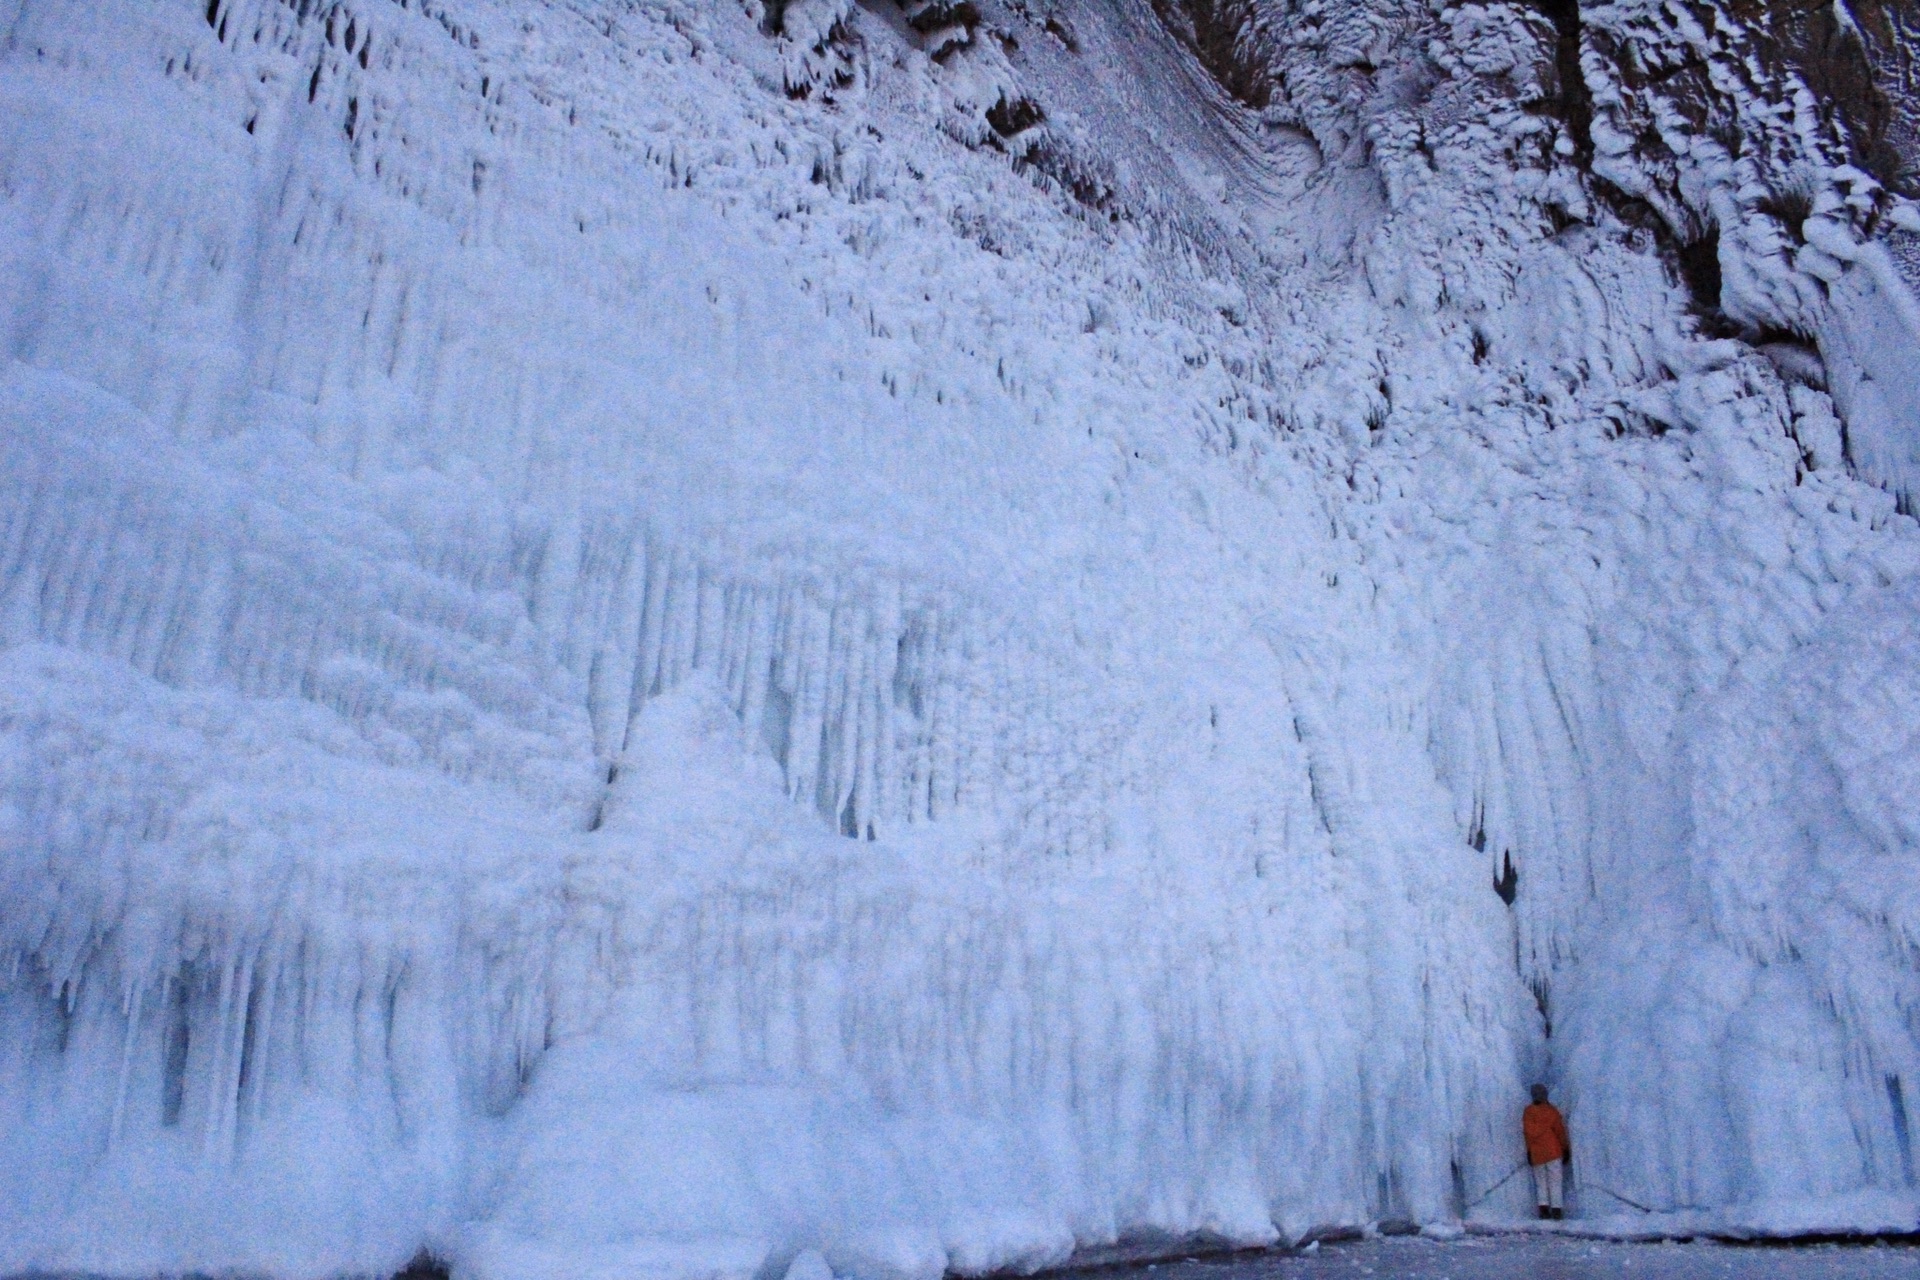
1523;1083;1571;1220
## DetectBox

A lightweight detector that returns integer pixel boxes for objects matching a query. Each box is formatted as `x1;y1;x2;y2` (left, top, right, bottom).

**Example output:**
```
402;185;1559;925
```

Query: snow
1;0;1919;1277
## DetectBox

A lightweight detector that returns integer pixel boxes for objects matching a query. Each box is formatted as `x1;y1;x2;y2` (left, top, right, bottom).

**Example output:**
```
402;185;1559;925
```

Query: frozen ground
1066;1233;1920;1280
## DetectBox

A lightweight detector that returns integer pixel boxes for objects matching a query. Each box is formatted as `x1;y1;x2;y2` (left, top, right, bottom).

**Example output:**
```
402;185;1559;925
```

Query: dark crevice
1587;176;1738;336
1717;1233;1920;1248
237;967;263;1104
391;1250;451;1280
1150;0;1273;109
1524;0;1590;160
1675;225;1722;318
1756;188;1813;243
986;94;1043;138
1011;137;1120;218
1493;850;1518;905
161;973;192;1127
902;1;980;35
1750;322;1817;348
1891;1073;1917;1187
585;760;617;833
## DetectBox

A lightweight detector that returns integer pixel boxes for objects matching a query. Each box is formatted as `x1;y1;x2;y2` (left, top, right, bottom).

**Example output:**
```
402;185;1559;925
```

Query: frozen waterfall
3;0;1920;1276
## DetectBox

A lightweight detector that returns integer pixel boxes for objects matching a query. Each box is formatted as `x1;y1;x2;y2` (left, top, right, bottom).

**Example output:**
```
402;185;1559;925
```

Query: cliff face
1;2;1918;1275
1769;0;1920;195
1148;0;1920;491
1139;0;1920;1222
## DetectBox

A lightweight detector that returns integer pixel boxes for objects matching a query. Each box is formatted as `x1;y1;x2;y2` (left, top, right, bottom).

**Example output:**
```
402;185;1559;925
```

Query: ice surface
1;0;1919;1277
1080;1233;1920;1280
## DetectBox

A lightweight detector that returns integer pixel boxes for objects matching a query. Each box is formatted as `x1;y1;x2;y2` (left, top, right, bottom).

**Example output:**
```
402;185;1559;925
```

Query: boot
1551;1207;1565;1221
1537;1206;1552;1221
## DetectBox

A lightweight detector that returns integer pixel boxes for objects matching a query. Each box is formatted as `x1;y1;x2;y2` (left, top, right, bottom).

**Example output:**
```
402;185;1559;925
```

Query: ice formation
2;0;1919;1275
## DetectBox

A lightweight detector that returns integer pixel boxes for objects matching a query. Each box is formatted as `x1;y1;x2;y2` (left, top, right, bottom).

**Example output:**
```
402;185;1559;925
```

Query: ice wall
0;0;1535;1272
1149;0;1920;1228
2;0;1920;1275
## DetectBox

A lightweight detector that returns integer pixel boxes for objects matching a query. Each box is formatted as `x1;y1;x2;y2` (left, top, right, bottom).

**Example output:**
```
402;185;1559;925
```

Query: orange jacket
1523;1102;1569;1164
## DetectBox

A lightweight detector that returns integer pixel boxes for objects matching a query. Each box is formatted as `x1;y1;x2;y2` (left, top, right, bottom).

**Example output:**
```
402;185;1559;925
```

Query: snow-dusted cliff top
3;1;1920;1275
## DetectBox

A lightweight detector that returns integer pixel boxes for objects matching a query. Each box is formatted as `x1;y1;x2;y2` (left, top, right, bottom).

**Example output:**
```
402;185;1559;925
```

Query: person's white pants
1531;1160;1563;1209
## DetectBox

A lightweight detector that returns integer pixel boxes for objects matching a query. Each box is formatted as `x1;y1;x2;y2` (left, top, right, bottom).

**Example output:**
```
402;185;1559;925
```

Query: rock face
1775;0;1920;196
1;2;1918;1276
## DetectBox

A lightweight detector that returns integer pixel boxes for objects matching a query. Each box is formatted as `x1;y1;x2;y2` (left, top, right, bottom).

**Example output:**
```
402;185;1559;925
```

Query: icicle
533;495;583;644
694;567;725;675
786;595;830;802
245;944;281;1133
816;603;851;830
841;608;869;833
802;594;840;809
108;977;145;1147
717;581;745;702
203;952;239;1160
634;535;671;706
741;587;773;755
913;614;944;825
817;597;853;825
222;949;255;1156
594;530;648;761
864;623;891;835
663;555;696;692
